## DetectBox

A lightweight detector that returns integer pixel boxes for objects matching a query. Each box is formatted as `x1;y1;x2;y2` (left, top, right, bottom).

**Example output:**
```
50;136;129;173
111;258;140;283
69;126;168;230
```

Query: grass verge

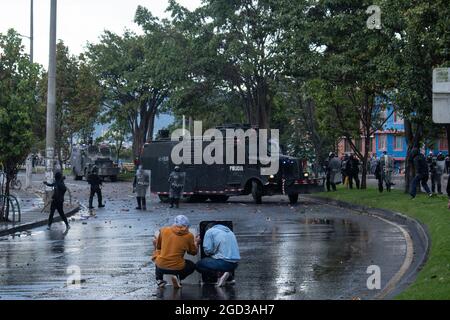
118;171;135;182
316;186;450;300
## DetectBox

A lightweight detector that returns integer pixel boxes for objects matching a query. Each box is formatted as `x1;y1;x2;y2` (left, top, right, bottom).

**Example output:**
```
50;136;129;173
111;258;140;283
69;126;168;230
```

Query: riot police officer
169;166;185;208
87;165;104;209
133;165;150;210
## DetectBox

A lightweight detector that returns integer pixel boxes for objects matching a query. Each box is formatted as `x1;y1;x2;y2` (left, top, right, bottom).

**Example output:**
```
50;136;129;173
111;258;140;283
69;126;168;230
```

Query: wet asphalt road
0;177;407;300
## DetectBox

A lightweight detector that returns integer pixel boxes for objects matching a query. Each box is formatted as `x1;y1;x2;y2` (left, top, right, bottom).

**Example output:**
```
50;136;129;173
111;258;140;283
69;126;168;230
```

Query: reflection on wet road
0;181;407;300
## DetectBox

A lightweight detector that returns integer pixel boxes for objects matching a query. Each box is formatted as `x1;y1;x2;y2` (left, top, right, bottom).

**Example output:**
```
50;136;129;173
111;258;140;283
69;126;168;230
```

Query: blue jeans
410;175;431;198
196;257;238;282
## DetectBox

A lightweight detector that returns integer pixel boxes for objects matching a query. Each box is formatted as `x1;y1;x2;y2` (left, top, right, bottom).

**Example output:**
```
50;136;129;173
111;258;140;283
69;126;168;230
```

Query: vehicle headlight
304;172;309;178
270;175;275;179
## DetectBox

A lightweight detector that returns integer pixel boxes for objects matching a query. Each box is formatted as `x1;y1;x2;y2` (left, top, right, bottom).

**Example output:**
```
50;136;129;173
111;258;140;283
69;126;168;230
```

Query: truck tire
189;195;208;203
288;194;299;205
251;181;263;204
209;195;229;203
158;195;170;203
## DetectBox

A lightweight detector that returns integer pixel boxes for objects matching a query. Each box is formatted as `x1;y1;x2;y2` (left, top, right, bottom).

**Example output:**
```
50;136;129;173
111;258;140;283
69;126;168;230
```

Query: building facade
337;97;448;173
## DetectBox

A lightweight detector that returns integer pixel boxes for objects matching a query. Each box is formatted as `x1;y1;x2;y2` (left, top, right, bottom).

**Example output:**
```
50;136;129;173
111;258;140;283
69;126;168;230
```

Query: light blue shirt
203;225;241;263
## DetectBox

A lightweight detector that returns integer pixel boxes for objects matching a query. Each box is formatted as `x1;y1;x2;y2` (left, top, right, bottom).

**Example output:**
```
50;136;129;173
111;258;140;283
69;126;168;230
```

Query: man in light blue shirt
196;223;240;286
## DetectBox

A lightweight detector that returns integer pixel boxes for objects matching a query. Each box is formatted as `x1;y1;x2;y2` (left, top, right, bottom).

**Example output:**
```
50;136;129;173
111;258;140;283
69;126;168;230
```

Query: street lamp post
24;0;34;189
45;0;57;189
30;0;34;64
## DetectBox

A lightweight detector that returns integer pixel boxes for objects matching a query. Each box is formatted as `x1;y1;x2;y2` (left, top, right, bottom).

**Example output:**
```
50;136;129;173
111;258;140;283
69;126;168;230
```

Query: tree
381;0;450;192
88;8;178;158
272;79;337;173
168;0;284;129
0;29;40;220
282;0;398;188
38;43;102;168
100;119;131;162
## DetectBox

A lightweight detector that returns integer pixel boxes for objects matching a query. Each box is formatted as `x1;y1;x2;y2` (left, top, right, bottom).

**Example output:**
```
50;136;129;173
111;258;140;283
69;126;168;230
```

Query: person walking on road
168;166;185;208
325;152;341;192
87;166;105;209
133;165;150;210
43;172;70;230
196;223;241;286
152;215;200;289
410;148;433;199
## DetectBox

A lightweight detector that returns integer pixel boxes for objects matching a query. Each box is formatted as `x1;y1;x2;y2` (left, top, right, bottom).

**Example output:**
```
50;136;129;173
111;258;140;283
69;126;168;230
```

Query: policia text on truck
142;125;324;204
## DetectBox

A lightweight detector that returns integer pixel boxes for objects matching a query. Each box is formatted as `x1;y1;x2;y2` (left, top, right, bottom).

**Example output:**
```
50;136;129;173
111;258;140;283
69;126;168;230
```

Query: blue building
339;96;448;173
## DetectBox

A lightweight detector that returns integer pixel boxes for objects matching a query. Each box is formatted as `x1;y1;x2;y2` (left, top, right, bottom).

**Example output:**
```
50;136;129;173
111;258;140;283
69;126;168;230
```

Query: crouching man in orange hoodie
152;215;200;288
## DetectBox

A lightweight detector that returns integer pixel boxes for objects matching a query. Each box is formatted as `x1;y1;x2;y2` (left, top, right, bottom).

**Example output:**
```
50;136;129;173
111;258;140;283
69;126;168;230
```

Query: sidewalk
0;187;80;237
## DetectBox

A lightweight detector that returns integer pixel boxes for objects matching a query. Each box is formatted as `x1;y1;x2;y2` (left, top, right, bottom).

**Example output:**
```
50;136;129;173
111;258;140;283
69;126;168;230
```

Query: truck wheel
288;194;299;205
252;181;263;204
188;195;208;203
158;195;170;203
209;195;229;203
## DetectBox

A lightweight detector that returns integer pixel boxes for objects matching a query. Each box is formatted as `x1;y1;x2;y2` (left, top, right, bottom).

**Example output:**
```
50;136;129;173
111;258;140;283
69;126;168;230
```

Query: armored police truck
71;144;120;182
141;125;324;204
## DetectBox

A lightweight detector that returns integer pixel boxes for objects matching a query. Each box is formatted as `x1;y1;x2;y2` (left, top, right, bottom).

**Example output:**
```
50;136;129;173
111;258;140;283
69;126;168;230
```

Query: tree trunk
133;128;145;159
116;140;123;163
404;120;423;193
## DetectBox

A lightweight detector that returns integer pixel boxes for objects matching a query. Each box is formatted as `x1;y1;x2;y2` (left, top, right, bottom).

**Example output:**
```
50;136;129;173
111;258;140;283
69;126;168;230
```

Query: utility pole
25;0;35;189
30;0;34;63
45;0;57;187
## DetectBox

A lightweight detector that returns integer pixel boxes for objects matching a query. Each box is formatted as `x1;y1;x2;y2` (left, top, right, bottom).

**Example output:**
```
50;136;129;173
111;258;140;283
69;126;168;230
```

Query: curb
305;195;430;300
0;205;81;237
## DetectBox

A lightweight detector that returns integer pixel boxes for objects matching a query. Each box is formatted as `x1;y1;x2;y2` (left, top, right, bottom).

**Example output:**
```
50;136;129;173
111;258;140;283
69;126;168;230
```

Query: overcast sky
0;0;201;68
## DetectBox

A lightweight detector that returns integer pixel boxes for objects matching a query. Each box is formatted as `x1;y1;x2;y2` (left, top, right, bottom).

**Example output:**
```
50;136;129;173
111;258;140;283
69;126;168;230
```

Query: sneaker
216;272;230;287
66;225;71;230
47;226;51;230
171;275;182;289
135;207;142;210
157;280;167;288
98;204;105;208
428;193;433;197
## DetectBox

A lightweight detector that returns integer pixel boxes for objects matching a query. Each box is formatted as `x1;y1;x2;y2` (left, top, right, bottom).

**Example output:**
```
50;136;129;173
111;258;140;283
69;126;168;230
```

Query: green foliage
87;10;180;156
0;29;39;220
37;42;102;165
167;0;285;129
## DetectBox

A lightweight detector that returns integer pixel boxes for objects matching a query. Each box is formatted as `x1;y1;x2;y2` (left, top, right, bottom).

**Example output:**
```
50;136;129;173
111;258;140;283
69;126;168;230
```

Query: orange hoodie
152;226;198;270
